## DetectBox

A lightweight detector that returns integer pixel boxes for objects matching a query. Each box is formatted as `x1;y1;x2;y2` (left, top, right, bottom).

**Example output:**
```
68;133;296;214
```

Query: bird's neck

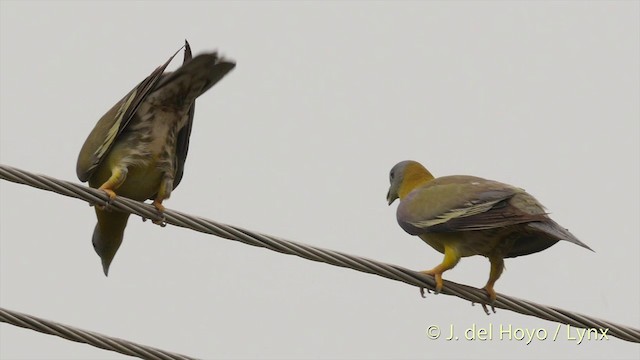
399;167;434;200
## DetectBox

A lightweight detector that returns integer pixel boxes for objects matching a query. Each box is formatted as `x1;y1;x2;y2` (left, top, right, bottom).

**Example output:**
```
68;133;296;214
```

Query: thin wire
0;307;196;360
1;163;639;345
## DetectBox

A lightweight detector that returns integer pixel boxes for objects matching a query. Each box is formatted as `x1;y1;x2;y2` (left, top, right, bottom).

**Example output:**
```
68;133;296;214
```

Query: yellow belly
88;147;165;201
419;229;510;258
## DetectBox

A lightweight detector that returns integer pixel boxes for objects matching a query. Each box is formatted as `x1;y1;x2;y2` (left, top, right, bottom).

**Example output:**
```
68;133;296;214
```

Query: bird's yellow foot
480;284;497;315
420;269;443;295
152;200;165;213
96;187;117;210
151;199;167;226
101;188;117;200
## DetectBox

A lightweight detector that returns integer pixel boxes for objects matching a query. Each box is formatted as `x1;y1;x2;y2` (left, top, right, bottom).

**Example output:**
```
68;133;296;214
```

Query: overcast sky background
1;1;638;359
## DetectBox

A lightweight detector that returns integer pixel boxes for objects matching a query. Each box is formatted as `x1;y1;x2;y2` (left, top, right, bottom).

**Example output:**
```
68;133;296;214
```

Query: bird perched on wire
76;41;235;276
386;160;592;311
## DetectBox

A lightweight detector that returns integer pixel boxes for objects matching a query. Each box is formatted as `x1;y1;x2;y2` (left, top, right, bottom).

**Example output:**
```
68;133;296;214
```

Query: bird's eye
389;170;395;181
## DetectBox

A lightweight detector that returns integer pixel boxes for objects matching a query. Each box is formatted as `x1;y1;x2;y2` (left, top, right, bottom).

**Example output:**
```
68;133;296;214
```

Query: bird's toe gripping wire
479;284;497;315
151;199;167;227
419;268;444;298
94;186;117;211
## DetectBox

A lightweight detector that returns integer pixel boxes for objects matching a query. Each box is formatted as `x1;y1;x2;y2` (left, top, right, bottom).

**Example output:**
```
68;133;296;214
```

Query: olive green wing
397;176;548;235
76;45;185;182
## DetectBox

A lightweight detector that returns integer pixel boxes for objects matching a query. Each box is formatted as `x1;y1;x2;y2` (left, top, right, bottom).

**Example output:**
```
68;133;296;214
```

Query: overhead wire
1;163;639;353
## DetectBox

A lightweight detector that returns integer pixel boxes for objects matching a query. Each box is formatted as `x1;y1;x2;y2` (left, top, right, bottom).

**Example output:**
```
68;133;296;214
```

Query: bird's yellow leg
151;176;173;225
97;167;128;207
152;176;174;212
420;244;461;295
481;255;505;314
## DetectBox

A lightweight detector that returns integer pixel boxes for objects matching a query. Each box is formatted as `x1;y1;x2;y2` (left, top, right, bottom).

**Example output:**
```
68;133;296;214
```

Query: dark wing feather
166;46;236;190
173;40;194;189
76;45;185;182
428;196;549;232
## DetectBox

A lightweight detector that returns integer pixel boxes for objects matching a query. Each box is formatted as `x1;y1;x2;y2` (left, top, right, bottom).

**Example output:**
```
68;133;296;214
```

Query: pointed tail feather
152;53;235;107
528;221;594;252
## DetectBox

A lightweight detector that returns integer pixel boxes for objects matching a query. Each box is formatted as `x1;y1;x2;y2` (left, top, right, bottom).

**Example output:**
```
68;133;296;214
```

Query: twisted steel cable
0;307;196;360
1;163;639;346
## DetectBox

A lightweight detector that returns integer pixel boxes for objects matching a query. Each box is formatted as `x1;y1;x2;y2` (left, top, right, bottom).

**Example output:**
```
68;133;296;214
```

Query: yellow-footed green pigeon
77;41;235;275
387;160;592;309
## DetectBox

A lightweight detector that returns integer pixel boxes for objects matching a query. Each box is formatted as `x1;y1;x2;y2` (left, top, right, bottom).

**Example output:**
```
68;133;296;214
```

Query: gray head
387;161;414;205
386;160;433;205
92;223;124;277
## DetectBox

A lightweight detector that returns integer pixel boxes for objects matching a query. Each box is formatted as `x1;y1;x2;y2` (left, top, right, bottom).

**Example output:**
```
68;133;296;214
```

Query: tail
528;220;594;252
151;51;236;107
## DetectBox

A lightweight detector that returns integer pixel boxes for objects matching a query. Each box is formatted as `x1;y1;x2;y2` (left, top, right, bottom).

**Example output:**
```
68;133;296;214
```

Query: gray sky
1;1;638;359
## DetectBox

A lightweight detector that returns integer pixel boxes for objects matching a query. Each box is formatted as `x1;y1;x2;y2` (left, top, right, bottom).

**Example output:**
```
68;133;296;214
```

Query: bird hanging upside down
76;41;235;276
386;160;592;311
